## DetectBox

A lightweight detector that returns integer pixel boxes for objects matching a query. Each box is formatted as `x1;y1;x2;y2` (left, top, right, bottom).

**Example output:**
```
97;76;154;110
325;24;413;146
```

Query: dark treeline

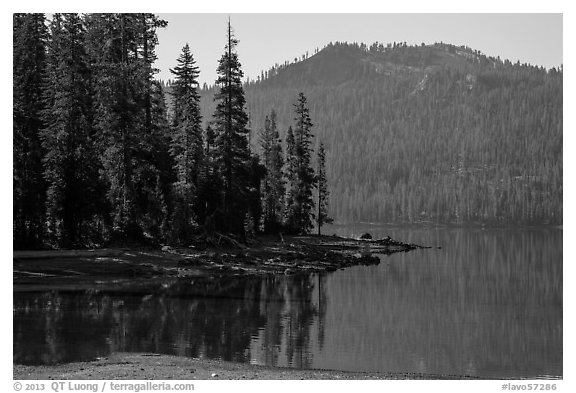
13;14;328;250
198;41;562;226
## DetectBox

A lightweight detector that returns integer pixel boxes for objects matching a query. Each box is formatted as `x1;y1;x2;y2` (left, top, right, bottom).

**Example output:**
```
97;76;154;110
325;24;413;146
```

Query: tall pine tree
259;110;285;232
40;13;100;247
285;93;316;234
13;13;48;249
212;20;253;234
135;15;170;242
169;43;203;243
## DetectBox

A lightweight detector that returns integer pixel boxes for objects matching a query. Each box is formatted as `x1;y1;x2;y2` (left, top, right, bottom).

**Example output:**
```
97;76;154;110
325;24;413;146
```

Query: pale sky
154;13;563;85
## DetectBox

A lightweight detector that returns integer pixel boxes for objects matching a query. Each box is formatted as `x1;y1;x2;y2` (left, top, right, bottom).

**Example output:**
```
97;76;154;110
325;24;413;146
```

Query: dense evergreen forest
194;41;562;226
13;13;325;249
14;14;562;249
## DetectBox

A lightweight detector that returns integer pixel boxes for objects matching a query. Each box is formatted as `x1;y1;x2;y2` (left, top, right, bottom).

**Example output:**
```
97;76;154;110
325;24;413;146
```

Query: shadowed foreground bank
14;352;483;380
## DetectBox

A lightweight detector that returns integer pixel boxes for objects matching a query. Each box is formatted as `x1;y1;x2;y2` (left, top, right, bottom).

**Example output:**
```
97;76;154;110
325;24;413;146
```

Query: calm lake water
13;225;562;379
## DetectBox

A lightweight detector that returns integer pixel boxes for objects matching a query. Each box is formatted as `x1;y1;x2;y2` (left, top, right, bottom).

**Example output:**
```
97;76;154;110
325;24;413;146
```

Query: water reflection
317;226;562;378
14;275;327;369
13;227;562;378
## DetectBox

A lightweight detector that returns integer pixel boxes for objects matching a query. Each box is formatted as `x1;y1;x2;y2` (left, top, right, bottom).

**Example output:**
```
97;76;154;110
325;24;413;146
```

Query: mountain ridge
189;41;562;225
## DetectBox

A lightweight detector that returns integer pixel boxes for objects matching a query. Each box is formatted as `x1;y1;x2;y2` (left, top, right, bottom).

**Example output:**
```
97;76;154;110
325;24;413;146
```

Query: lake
13;225;562;379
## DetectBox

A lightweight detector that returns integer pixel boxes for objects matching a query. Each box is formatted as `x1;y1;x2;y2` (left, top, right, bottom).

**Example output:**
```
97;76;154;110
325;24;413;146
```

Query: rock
356;254;380;265
359;233;372;240
161;245;173;252
211;373;218;378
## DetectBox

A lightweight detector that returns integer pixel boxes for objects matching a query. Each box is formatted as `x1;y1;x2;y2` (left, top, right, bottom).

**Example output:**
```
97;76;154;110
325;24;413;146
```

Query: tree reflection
14;274;328;368
318;227;562;378
284;275;321;368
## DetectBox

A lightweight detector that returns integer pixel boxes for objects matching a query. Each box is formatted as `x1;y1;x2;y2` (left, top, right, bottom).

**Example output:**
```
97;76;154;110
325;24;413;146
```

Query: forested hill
196;41;563;225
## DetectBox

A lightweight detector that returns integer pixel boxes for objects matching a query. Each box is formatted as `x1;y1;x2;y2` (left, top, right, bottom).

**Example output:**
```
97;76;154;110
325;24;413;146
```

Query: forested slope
196;42;562;225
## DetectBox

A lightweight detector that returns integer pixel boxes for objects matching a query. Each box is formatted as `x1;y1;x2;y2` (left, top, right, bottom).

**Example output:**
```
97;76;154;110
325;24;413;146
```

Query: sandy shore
14;353;480;380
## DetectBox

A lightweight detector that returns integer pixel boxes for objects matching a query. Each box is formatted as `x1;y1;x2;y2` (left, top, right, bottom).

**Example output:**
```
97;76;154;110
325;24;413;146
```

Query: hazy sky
154;13;563;85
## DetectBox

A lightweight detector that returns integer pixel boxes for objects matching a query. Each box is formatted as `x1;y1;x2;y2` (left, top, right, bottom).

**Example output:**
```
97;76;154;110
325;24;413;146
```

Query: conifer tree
259;110;285;232
169;44;203;243
144;80;172;241
85;13;139;238
316;143;333;235
247;155;266;236
284;93;316;234
41;13;100;247
136;15;170;242
212;20;253;233
284;126;297;228
196;124;221;225
13;13;48;249
139;14;168;133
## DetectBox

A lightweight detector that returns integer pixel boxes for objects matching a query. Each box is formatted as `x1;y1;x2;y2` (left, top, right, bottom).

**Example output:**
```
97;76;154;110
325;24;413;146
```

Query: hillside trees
234;41;562;225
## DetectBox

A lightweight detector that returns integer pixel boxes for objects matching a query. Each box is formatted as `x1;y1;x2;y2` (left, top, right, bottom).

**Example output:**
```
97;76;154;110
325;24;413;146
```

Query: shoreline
14;234;430;290
13;352;483;380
